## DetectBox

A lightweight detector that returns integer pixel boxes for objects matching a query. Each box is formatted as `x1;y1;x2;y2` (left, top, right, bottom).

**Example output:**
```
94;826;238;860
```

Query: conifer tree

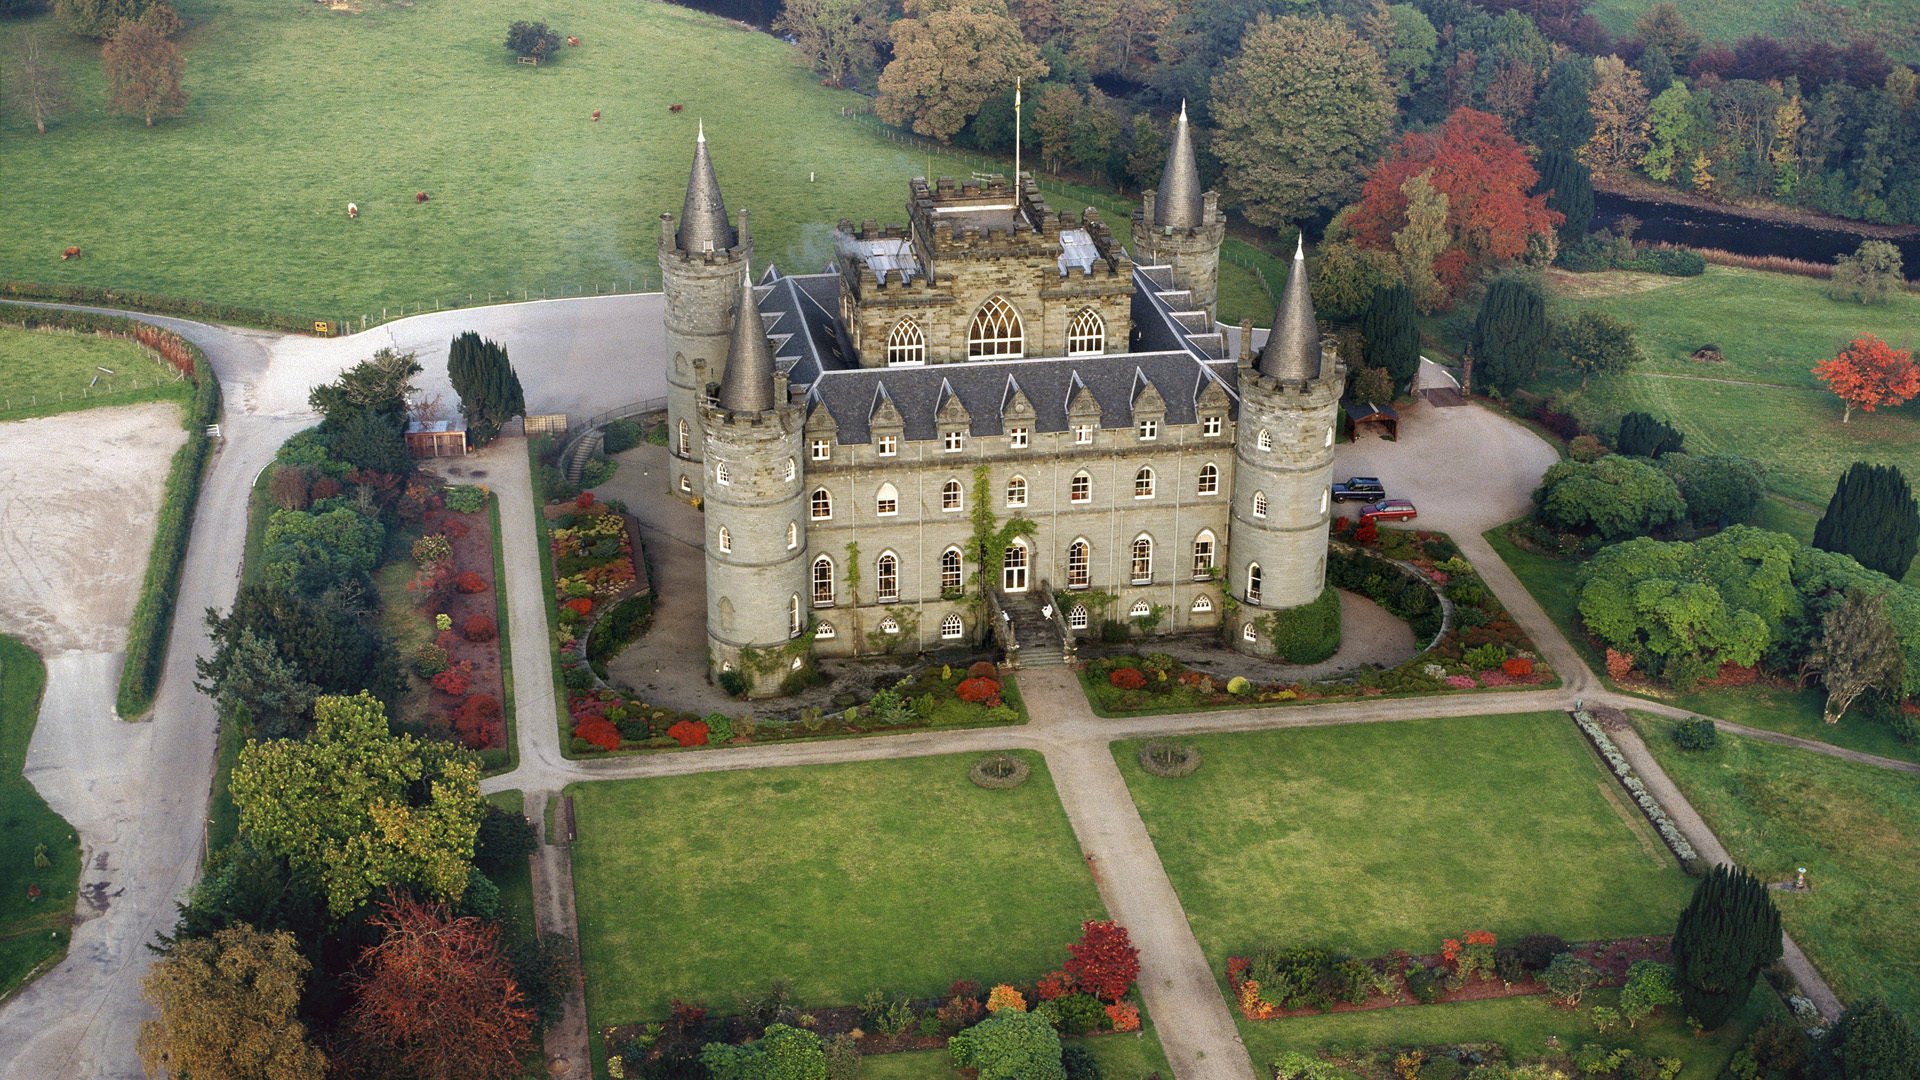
1671;864;1782;1030
447;332;526;449
1533;151;1593;240
1814;463;1920;580
1615;410;1685;458
1359;284;1419;386
1467;276;1548;394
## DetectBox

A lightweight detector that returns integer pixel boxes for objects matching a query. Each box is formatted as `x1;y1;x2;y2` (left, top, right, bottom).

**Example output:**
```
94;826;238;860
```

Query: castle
657;113;1344;695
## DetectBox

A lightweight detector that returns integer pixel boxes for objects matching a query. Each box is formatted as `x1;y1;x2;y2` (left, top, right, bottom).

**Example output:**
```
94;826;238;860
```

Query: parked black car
1331;476;1386;502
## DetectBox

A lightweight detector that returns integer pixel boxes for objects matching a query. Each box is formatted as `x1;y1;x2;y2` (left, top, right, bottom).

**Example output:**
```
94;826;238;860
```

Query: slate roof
1154;103;1204;229
675;124;737;254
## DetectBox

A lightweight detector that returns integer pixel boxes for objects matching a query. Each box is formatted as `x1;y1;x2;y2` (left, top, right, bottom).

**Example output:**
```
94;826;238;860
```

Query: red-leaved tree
1345;108;1561;303
344;896;536;1080
1812;334;1920;423
1064;920;1141;1002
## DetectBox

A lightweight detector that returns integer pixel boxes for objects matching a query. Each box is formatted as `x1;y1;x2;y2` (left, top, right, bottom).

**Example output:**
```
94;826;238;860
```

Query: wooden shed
1343;400;1399;441
405;419;467;458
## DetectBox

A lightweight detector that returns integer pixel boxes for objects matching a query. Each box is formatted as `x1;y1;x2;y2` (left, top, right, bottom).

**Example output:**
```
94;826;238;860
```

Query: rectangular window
1073;425;1093;445
810;438;831;461
1008;427;1029;449
876;493;897;516
1193;539;1214;578
1203;415;1222;437
1070;475;1090;503
1137;418;1158;441
877;435;897;457
944;431;965;453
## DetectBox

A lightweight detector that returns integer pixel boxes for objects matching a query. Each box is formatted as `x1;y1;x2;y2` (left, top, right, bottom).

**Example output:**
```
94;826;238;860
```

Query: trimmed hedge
0;282;322;334
1;305;224;718
1262;585;1341;664
1327;545;1443;642
586;593;653;677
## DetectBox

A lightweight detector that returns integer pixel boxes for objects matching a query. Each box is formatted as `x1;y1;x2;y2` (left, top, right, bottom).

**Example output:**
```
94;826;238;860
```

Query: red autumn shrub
1064;920;1140;1002
310;475;343;501
1354;518;1379;545
1035;969;1076;1001
1605;648;1635;681
564;597;594;617
574;718;620;752
967;660;999;680
1104;1002;1140;1032
956;677;1001;704
456;571;490;594
665;719;709;747
575;491;596;509
1108;667;1147;690
431;661;474;697
462;614;497;643
1503;657;1533;678
453;695;504;750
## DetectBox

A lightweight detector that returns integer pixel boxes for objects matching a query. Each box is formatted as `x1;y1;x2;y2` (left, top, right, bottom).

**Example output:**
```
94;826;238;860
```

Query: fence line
2;372;190;414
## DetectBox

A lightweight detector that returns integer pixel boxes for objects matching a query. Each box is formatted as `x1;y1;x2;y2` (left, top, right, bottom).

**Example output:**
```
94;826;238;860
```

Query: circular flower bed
969;753;1030;790
1137;739;1202;778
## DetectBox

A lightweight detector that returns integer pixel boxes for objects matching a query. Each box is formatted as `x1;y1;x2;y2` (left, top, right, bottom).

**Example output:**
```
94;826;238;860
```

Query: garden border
1327;540;1453;655
1571;710;1700;868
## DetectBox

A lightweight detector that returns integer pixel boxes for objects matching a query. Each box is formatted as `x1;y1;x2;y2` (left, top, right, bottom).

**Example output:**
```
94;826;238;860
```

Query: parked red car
1360;499;1418;523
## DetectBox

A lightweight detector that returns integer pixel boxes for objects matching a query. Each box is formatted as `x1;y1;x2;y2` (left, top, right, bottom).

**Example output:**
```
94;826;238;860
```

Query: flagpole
1014;77;1022;191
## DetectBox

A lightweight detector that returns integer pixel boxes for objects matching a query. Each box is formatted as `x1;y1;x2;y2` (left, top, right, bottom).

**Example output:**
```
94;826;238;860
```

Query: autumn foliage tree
1063;920;1140;1002
103;7;186;127
876;0;1047;140
138;924;327;1080
1813;334;1920;423
344;895;536;1080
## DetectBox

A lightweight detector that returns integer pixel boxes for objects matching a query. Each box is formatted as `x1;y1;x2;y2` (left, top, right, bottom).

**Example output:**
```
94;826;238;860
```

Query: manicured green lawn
1585;0;1919;62
1117;714;1695;967
0;636;80;1002
862;1024;1171;1080
568;751;1105;1028
1547;267;1920;508
0;324;191;421
0;0;1275;326
1635;714;1920;1019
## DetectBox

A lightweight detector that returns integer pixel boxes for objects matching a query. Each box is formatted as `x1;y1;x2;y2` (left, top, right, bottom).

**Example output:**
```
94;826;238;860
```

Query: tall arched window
789;594;802;638
877;552;899;602
1253;491;1268;518
677;419;690;456
1192;530;1215;578
787;521;798;549
1066;308;1105;356
717;525;732;553
1197;463;1219;495
941;548;963;591
875;482;898;516
811;488;832;520
967;295;1024;358
1067;539;1090;588
886;319;926;365
1131;535;1154;584
1246;563;1262;606
941;613;964;640
1258;429;1272;451
942;479;963;511
812;556;835;605
1006;475;1027;507
1134;466;1155;499
1070;471;1091;504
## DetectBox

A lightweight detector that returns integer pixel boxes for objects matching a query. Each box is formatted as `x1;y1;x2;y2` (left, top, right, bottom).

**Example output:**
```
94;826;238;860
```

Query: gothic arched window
967;295;1024;359
1066;308;1105;356
886;319;926;365
877;552;899;602
812;556;835;605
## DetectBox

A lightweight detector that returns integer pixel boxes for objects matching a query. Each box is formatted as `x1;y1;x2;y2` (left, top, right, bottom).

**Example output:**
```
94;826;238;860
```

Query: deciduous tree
1063;919;1140;1002
504;20;560;62
1632;3;1700;67
1804;590;1904;724
1553;310;1642;386
4;33;71;135
1392;171;1450;312
1672;864;1782;1030
1821;998;1920;1079
54;0;173;38
1660;452;1764;527
1208;14;1394;227
1814;462;1920;580
1641;83;1697;182
1534;456;1687;539
1813;334;1920;423
1358;1;1437;99
447;331;525;448
876;0;1047;141
103;8;185;127
1582;56;1651;175
774;0;889;88
138;924;327;1080
1830;240;1906;305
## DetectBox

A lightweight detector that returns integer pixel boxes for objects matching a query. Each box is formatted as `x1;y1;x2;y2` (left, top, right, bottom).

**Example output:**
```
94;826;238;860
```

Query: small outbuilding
1413;357;1466;406
405;419;468;458
1343;399;1399;441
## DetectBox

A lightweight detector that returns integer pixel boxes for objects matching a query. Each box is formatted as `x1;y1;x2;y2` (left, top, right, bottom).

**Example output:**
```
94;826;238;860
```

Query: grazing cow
61;246;81;261
346;202;359;219
591;109;601;121
669;103;684;113
566;35;580;46
416;191;430;203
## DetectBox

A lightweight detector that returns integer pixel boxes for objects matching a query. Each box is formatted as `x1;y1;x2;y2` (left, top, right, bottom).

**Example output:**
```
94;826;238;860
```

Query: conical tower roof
1153;102;1204;229
717;271;776;412
676;122;737;254
1257;236;1323;381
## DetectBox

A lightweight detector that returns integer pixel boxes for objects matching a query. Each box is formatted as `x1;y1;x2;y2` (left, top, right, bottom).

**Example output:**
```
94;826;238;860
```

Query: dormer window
944;431;965;453
810;438;831;461
1137;418;1158;441
877;434;897;456
1008;427;1029;449
1203;415;1222;437
1074;424;1093;445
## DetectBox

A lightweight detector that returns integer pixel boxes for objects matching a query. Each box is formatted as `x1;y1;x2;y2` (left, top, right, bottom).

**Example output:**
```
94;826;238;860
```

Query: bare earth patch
0;402;186;653
1542;268;1681;299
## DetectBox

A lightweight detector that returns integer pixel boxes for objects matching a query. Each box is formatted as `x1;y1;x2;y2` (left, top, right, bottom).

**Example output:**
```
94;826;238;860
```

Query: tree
1641;83;1697;182
1576;530;1786;684
138;924;327;1080
259;505;385;596
311;348;420;473
1813;334;1920;424
1554;310;1642;386
1671;864;1782;1030
1633;3;1700;67
1534;456;1687;539
1636;43;1675;96
446;332;525;448
1533;150;1593;240
1208;14;1394;226
1530;55;1594;155
1616;410;1686;457
947;1009;1065;1080
1359;283;1420;385
1804;590;1904;724
202;581;403;708
774;0;889;88
1830;240;1906;304
504;20;560;62
1583;56;1651;175
103;9;185;127
193;626;318;740
1392;171;1450;313
1617;960;1680;1027
1660;452;1764;527
1821;998;1920;1080
344;895;536;1080
1814;462;1920;581
4;33;71;135
1063;919;1140;1002
157;839;327;952
703;1023;829;1080
1468;275;1550;393
54;0;173;38
1349;365;1395;405
1358;1;1437;99
1309;242;1401;321
876;0;1047;141
231;692;483;915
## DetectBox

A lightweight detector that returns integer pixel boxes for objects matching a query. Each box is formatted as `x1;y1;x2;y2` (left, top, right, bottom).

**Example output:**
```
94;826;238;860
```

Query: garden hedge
0;304;224;718
1;282;321;334
1262;585;1341;664
1326;544;1444;643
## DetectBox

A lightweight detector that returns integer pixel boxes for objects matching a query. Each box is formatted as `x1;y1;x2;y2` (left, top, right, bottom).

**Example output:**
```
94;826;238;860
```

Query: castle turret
700;272;811;696
1131;103;1226;319
1229;238;1345;657
662;123;753;501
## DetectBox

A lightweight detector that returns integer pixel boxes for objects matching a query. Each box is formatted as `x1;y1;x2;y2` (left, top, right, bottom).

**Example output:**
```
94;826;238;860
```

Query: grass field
1585;0;1920;63
0;0;1278;327
1116;714;1696;968
863;1024;1171;1080
1547;267;1920;508
0;636;80;1003
1635;714;1920;1018
567;751;1105;1029
0;324;192;422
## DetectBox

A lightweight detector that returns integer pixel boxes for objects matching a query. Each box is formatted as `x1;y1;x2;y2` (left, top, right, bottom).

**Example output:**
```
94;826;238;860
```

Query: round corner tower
1131;104;1226;320
662;123;753;503
701;273;811;697
1230;240;1345;657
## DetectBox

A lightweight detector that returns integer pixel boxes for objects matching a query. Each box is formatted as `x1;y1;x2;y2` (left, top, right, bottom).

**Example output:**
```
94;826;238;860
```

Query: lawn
567;751;1105;1028
0;0;1276;327
1545;267;1920;508
0;323;192;421
1116;714;1696;968
1635;714;1920;1019
1585;0;1920;63
0;636;81;1002
862;1023;1171;1080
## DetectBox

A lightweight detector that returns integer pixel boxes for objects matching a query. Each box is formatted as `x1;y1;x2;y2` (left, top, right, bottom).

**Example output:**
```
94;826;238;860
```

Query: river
1594;191;1920;279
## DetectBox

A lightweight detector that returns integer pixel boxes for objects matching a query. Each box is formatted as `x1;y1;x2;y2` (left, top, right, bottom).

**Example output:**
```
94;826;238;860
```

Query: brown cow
62;247;81;260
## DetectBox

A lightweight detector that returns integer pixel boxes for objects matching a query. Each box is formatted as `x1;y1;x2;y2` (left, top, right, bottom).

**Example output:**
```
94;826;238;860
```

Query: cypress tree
1467;276;1549;394
447;331;526;448
1813;463;1920;580
1359;283;1420;386
1534;151;1594;240
1616;411;1685;458
1530;56;1595;156
1671;864;1782;1031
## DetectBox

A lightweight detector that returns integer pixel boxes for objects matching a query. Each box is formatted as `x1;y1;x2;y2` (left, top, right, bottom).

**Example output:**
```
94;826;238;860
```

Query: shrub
1605;648;1635;681
1403;964;1442;1003
456;571;489;594
1108;667;1147;690
1042;992;1108;1036
1544;954;1601;1006
986;985;1026;1013
1517;934;1567;973
970;753;1031;789
1103;1002;1139;1032
1619;960;1680;1027
431;661;474;697
1569;434;1607;462
1264;586;1342;663
600;419;643;455
1503;657;1534;677
1463;643;1507;670
717;669;748;698
445;485;488;513
665;719;709;747
575;491;595;509
1064;921;1140;1003
957;676;1002;705
1061;1044;1101;1080
1672;717;1718;751
1137;740;1201;778
564;597;594;616
968;660;999;679
453;695;504;749
462;614;497;642
573;718;620;752
412;534;452;567
948;1009;1065;1080
411;643;451;678
1226;675;1251;695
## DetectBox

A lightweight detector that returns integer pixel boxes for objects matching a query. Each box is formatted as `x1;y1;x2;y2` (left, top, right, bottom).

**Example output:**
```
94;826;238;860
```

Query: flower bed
1571;710;1700;867
401;484;509;752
